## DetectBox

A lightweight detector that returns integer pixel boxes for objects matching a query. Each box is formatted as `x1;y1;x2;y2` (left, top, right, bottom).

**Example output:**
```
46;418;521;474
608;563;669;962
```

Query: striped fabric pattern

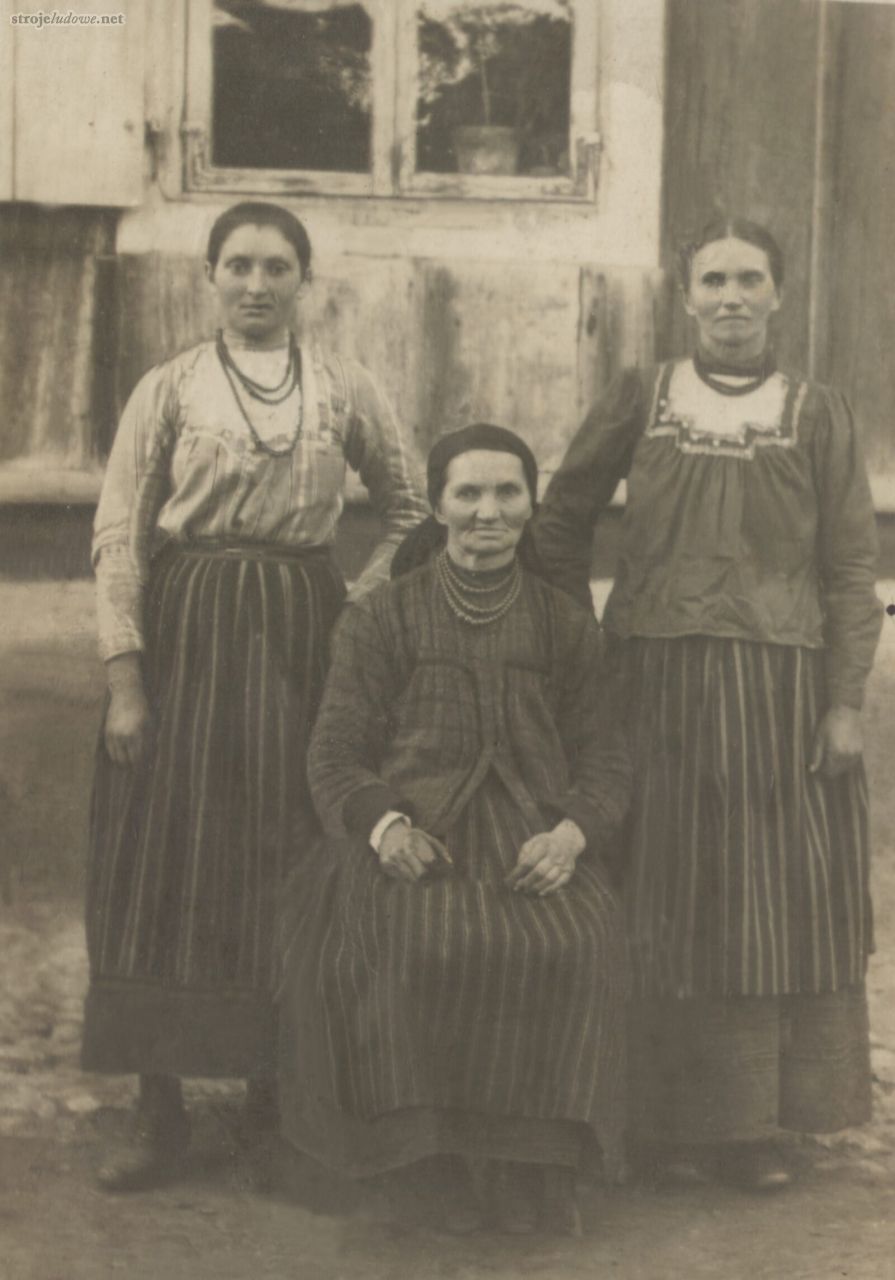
278;774;627;1178
620;636;872;999
82;545;345;1076
277;566;630;1177
92;341;427;661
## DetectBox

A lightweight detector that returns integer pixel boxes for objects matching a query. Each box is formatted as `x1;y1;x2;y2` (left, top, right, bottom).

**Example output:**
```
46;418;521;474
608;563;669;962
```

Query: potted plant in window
418;0;572;177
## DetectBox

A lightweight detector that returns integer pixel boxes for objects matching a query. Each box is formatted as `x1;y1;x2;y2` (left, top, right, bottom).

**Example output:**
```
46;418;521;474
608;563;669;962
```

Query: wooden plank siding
824;1;895;492
9;0;144;208
111;252;659;479
0;206;116;477
663;0;823;373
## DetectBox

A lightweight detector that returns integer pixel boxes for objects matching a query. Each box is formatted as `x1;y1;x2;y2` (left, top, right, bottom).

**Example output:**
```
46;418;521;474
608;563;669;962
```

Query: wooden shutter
6;0;143;206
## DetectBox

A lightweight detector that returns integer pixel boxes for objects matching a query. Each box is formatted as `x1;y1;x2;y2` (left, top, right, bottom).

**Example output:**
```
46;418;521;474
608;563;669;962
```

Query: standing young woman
535;217;882;1190
83;202;426;1190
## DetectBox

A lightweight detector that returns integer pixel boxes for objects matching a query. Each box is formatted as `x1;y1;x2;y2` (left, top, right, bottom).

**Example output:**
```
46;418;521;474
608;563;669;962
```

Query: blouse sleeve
341;361;428;602
308;596;413;837
812;388;883;710
533;367;648;609
92;364;179;662
547;601;632;850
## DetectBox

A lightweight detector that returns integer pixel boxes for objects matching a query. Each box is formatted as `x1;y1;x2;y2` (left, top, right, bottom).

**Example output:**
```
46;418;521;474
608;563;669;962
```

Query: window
184;0;600;200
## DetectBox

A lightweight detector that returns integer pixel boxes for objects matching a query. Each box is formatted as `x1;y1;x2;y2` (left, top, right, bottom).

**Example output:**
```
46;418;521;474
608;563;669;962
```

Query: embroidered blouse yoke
93;341;427;660
534;360;882;710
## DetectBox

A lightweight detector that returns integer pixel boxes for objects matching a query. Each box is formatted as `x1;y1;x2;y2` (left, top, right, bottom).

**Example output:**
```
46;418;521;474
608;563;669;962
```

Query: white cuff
369;810;410;852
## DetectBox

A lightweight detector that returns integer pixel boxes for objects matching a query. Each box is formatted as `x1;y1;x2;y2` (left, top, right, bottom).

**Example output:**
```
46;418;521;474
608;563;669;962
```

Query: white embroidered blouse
93;339;427;661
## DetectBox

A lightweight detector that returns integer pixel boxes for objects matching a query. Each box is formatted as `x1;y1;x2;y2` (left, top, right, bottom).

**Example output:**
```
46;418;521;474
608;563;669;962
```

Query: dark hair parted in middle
391;424;545;581
677;216;784;292
206;201;313;279
426;423;539;510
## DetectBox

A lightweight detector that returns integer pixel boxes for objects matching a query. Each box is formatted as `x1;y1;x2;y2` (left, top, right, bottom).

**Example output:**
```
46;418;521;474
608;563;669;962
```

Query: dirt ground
1;583;895;1280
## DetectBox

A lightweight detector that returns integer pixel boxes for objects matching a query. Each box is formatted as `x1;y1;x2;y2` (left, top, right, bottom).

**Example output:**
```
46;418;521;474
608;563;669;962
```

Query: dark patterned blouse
534;359;882;710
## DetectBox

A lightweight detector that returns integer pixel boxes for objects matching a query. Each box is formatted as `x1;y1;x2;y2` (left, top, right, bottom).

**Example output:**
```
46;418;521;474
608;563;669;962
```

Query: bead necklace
216;331;303;457
693;346;775;397
216;330;300;404
436;549;522;626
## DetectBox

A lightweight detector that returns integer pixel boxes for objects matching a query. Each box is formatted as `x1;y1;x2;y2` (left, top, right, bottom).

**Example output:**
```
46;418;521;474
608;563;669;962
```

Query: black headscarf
391;423;547;580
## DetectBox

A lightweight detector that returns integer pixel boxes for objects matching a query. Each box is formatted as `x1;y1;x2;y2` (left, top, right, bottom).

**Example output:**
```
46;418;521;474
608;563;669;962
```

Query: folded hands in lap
378;816;586;897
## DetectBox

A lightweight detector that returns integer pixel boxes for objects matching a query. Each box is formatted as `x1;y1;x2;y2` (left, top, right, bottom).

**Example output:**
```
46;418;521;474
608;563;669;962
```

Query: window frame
183;0;600;202
396;0;600;201
183;0;396;197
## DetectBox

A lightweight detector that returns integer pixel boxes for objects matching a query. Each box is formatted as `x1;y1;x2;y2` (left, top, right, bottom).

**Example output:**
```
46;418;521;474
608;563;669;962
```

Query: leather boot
96;1074;190;1193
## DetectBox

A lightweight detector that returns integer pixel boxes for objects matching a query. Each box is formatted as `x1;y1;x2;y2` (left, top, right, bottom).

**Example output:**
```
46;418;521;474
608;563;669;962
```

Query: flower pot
452;125;520;176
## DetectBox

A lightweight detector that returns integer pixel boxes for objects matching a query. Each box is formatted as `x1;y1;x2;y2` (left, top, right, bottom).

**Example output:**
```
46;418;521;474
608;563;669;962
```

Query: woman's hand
104;654;151;767
379;822;453;884
809;705;864;778
506;819;586;897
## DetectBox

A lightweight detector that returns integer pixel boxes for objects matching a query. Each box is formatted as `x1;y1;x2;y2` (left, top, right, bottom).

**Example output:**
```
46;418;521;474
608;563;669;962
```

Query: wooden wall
825;1;895;486
0;206;116;472
111;252;660;478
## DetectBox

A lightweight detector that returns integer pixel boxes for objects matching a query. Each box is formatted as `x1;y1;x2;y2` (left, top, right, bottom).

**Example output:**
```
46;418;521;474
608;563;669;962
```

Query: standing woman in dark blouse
535;217;882;1190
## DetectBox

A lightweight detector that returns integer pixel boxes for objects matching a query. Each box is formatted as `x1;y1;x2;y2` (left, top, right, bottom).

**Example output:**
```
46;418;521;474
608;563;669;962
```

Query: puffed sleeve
92;364;179;661
547;600;632;850
307;593;413;837
812;388;883;710
340;361;428;601
533;368;648;609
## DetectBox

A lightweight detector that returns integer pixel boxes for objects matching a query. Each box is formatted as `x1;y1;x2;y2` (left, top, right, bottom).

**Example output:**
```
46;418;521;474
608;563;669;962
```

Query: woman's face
685;237;781;362
207;223;306;342
436;450;533;570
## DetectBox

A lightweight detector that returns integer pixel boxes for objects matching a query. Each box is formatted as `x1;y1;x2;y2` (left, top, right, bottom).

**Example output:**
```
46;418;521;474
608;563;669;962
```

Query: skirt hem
81;979;276;1078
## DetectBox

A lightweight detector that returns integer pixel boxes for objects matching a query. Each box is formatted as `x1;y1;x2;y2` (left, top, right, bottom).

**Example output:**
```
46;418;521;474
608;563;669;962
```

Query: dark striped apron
277;771;628;1179
618;634;873;1140
82;541;345;1078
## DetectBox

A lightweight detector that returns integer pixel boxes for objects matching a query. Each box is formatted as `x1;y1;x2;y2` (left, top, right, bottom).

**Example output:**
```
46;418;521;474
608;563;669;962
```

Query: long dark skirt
82;544;345;1078
278;773;628;1179
619;635;873;1140
628;988;871;1143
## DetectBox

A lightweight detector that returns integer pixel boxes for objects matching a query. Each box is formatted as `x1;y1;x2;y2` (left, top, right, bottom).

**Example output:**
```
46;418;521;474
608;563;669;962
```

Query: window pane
212;0;372;172
416;1;572;177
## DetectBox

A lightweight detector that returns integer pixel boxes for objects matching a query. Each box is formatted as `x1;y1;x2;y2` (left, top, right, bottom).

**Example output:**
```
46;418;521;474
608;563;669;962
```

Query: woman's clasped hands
378;817;586;896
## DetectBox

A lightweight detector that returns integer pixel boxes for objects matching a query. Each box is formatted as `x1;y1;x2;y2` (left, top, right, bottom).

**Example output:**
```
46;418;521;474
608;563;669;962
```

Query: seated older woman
277;424;631;1234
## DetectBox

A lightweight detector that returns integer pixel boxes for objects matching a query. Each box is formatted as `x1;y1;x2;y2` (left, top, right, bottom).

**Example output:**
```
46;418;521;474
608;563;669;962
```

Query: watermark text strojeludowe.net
9;10;125;27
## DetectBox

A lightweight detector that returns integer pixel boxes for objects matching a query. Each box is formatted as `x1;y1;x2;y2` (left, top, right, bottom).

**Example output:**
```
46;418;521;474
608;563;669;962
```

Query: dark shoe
96;1107;191;1193
491;1161;541;1235
717;1142;793;1193
541;1165;582;1236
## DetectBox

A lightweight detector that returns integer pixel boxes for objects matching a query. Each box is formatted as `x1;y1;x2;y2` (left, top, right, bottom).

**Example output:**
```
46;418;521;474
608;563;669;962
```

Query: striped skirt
277;773;628;1179
619;636;872;999
618;635;873;1140
82;544;345;1078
